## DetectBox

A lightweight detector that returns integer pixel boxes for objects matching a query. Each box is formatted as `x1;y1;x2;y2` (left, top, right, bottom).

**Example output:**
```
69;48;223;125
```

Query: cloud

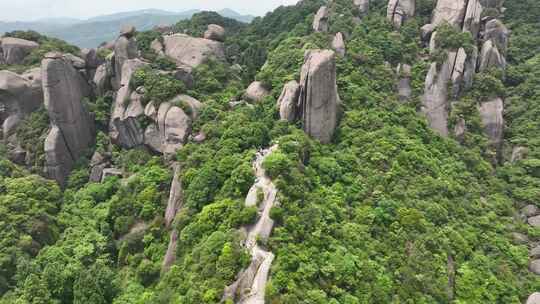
0;0;300;21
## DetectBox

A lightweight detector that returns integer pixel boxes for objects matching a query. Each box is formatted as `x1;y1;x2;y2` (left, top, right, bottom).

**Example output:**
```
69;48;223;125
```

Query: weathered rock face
531;260;540;275
161;34;225;68
0;70;43;137
421;0;486;137
244;81;270;103
42;52;95;186
277;80;301;122
112;33;138;89
478;98;504;157
204;24;226;42
387;0;416;29
527;293;540;304
0;37;39;65
299;50;338;144
484;19;510;54
93;62;113;96
159;103;192;154
422;57;453;137
431;0;468;27
522;205;539;218
165;164;183;228
397;63;412;102
354;0;370;15
332;32;346;57
511;146;528;163
479;39;506;72
110;59;148;148
313;6;330;32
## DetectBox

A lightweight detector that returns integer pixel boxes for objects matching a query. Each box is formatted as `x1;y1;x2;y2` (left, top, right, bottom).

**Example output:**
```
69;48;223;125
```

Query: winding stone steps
222;145;279;304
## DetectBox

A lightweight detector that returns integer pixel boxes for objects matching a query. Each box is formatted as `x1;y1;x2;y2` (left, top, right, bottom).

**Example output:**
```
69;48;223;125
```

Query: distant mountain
217;8;255;23
0;8;255;48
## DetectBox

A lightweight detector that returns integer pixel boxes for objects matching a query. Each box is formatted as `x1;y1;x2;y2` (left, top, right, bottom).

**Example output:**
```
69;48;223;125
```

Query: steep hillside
1;0;540;303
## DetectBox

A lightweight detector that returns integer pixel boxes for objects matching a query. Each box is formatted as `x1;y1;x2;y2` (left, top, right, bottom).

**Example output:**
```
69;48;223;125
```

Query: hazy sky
0;0;300;21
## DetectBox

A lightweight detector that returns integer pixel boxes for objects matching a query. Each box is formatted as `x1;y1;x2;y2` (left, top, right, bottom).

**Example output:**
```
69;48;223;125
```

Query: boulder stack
113;26;139;90
42;52;95;186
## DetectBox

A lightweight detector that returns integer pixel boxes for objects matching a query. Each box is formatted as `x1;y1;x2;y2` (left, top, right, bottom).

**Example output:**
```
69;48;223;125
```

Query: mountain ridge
0;8;255;48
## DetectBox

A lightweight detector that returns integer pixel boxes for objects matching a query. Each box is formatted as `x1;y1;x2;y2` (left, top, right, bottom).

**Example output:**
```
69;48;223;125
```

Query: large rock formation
421;0;486;137
332;32;346;57
277;80;301;122
244;81;270;103
387;0;416;29
479;40;506;72
299;50;339;144
0;37;39;65
313;6;330;32
528;293;540;304
397;63;412;102
143;95;200;155
354;0;370;16
160;34;225;68
42;52;94;186
203;24;226;42
162;163;183;272
0;69;43;137
112;28;138;90
478;98;504;159
110;59;148;148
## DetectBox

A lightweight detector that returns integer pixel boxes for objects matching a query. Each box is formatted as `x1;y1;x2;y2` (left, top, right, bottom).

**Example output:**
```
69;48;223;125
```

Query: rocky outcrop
421;0;487;137
484;19;510;54
204;24;226;42
223;145;278;304
143;95;199;155
397;63;412;102
93;62;113;96
511;146;528;163
110;59;148;148
478;98;504;160
479;39;506;72
160;103;192;154
354;0;370;15
387;0;416;29
112;28;139;90
0;37;39;65
42;52;94;186
299;50;339;144
244;81;270;103
332;32;346;57
165;164;183;228
162;163;183;272
527;293;540;304
89;151;111;183
313;6;329;32
160;34;225;68
0;69;43;137
277;80;301;122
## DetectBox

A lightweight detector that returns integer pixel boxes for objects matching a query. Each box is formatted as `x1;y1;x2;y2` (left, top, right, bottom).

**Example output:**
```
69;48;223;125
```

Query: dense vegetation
1;0;540;303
